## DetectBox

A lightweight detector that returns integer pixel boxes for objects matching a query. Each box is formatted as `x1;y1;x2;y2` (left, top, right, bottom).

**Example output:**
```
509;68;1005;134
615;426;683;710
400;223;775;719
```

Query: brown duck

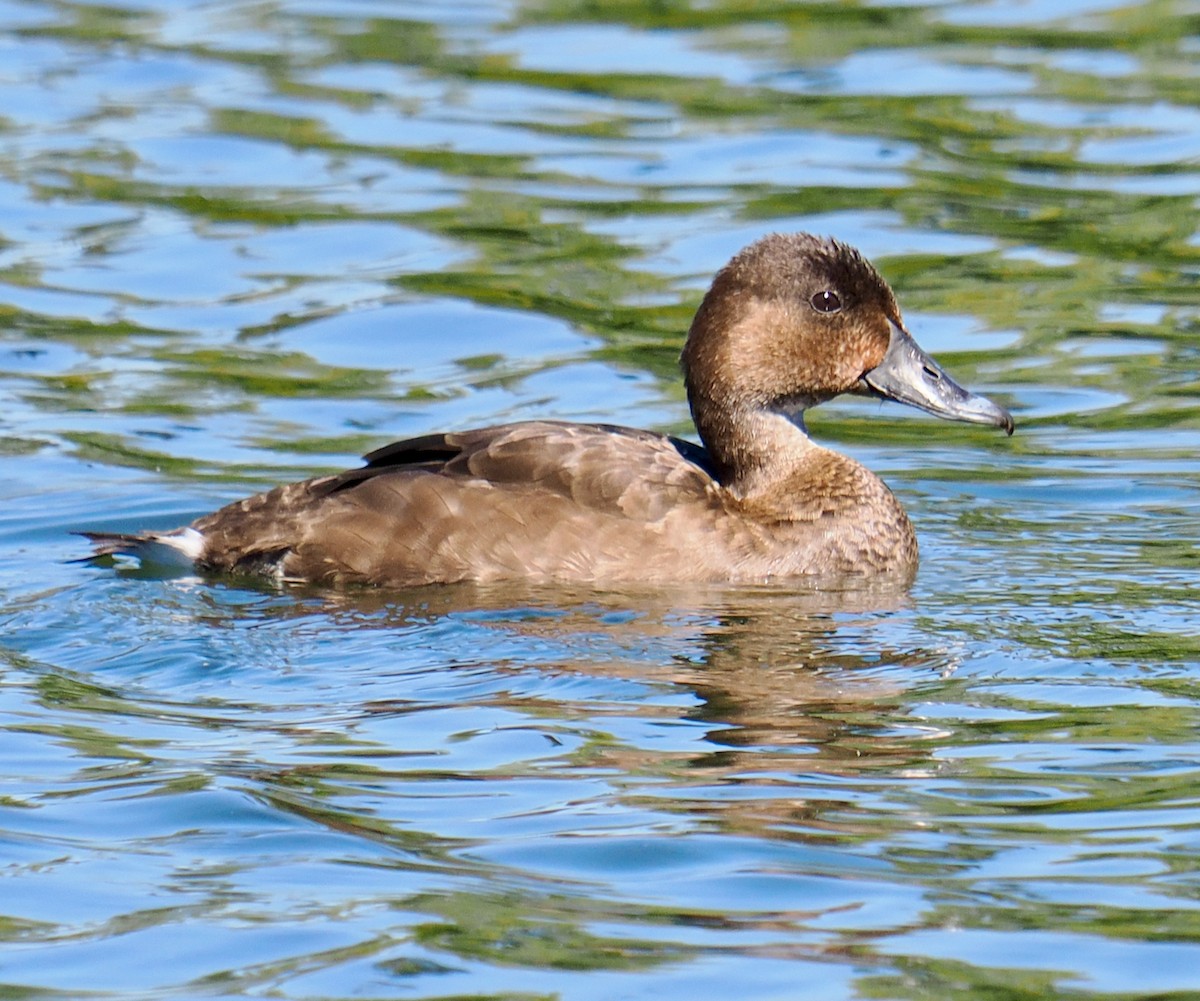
83;233;1013;586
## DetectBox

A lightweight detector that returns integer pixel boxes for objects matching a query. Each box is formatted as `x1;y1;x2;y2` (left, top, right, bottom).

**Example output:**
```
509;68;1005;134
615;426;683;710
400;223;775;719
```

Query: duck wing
150;421;721;585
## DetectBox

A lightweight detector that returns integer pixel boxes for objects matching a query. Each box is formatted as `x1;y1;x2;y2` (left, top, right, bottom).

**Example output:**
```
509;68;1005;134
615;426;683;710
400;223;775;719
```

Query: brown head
681;233;1012;486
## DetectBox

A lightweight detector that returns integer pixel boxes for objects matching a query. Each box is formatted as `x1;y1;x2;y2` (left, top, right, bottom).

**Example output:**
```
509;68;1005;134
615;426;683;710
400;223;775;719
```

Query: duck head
681;233;1013;486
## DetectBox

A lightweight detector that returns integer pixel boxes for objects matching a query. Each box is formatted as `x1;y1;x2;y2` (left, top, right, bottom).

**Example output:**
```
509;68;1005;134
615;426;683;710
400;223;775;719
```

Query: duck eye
810;290;842;314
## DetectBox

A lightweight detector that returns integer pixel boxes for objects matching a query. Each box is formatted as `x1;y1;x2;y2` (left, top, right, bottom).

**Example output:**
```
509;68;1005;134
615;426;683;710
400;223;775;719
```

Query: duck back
193;421;730;586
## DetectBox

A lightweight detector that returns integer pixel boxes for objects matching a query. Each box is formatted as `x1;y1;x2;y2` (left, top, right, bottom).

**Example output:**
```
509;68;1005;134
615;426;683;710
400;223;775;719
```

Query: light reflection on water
2;0;1200;998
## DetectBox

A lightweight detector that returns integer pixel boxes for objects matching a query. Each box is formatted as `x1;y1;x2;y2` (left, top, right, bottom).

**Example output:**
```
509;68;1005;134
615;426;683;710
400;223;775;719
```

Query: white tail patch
86;527;207;568
153;527;206;562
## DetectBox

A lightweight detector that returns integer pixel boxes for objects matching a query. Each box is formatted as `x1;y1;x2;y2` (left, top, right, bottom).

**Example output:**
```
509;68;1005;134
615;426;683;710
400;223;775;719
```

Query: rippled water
3;0;1200;997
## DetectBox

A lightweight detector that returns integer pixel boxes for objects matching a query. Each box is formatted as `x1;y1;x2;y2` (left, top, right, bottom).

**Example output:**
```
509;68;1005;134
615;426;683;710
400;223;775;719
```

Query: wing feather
190;421;723;584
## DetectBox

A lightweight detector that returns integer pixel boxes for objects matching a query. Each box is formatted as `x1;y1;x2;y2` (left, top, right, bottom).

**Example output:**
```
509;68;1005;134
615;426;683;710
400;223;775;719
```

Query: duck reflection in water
214;578;957;781
83;233;1012;586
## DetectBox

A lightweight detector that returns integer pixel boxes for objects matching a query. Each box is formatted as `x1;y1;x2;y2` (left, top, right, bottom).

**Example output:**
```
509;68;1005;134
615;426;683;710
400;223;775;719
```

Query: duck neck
693;399;820;500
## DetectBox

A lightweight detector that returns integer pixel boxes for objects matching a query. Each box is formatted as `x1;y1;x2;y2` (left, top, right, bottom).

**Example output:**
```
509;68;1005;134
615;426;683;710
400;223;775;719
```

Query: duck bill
858;321;1014;435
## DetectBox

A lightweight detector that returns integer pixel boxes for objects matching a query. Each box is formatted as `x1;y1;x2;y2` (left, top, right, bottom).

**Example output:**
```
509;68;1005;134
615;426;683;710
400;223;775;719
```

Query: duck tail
74;527;206;568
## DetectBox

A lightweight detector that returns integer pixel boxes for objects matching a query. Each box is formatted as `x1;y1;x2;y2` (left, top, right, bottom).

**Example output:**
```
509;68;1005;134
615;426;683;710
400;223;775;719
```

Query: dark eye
810;289;842;314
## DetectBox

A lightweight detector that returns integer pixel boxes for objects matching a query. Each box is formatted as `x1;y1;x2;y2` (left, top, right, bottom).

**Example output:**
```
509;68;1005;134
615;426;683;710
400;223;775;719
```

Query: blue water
3;1;1200;998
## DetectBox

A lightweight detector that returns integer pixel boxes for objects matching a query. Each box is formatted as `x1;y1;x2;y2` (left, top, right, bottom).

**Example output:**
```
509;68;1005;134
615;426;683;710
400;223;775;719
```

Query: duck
82;232;1013;586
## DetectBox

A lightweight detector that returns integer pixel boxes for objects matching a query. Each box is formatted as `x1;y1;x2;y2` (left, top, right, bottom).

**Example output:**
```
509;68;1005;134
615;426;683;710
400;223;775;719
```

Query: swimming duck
83;233;1013;586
